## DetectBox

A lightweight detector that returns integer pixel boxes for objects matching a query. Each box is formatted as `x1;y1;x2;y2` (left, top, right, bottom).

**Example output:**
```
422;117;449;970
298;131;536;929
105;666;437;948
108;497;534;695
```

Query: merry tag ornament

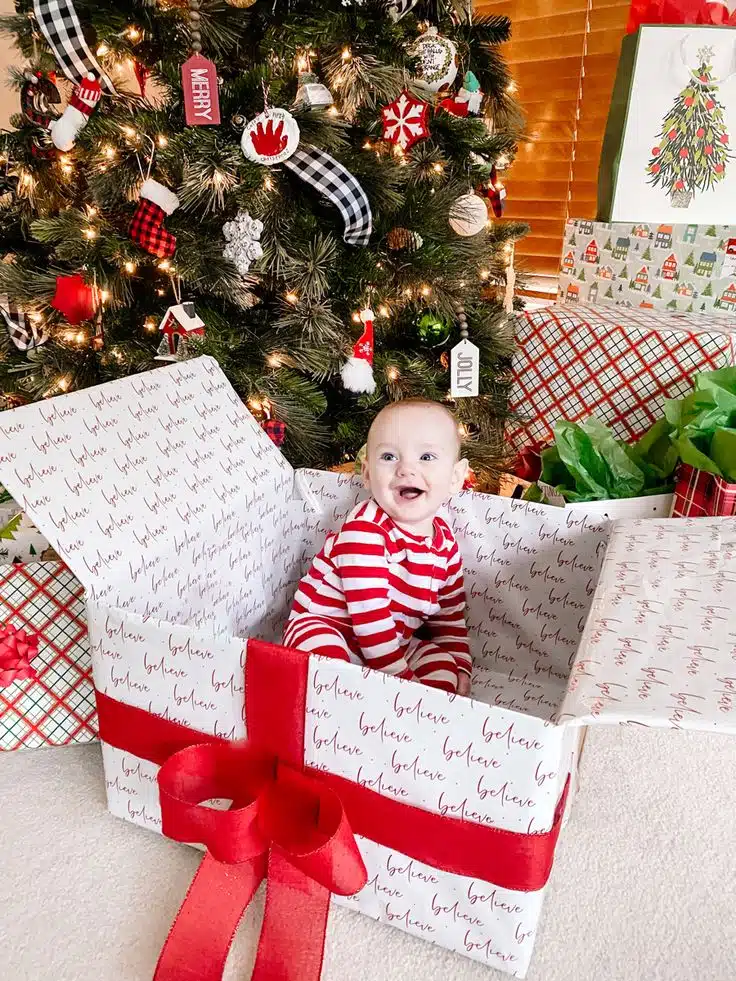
450;338;479;397
181;55;221;126
410;26;458;93
242;107;300;166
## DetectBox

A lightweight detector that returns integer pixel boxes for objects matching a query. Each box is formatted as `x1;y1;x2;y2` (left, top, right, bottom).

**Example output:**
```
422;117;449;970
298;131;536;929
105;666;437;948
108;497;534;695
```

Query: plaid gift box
507;304;736;452
671;463;736;517
0;561;97;751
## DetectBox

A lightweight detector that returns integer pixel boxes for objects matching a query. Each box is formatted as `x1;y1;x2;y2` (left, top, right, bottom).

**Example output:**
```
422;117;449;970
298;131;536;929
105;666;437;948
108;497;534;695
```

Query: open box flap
0;358;294;627
560;517;736;733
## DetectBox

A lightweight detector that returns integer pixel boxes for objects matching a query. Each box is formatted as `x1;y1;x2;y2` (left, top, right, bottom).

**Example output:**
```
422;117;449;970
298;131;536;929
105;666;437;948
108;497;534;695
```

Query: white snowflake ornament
381;90;430;151
222;211;264;275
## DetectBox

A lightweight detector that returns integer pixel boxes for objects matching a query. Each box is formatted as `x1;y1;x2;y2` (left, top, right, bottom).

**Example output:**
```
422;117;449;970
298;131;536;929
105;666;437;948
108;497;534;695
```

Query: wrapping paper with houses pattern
559;219;736;314
507;303;736;452
1;358;734;976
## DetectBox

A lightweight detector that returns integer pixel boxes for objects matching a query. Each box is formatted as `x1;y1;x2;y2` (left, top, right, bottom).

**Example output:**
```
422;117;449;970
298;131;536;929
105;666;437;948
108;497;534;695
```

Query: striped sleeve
425;543;472;676
331;514;414;679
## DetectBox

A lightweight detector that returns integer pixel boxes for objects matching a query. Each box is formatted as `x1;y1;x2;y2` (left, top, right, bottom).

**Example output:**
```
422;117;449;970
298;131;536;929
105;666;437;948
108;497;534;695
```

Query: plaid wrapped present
507;304;736;452
0;561;97;751
671;463;736;517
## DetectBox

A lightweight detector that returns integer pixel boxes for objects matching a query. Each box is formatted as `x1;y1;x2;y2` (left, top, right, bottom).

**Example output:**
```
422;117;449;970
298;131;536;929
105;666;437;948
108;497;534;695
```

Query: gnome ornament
49;74;102;152
439;71;484;117
341;307;376;394
129;180;180;259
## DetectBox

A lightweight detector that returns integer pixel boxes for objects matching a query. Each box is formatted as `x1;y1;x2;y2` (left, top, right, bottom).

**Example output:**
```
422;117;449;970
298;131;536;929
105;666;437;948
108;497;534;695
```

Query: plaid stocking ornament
0;296;48;351
128;180;179;259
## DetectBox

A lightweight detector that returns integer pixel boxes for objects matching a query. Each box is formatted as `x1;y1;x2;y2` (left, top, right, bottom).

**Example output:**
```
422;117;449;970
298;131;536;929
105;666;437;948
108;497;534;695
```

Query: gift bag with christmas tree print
599;26;736;224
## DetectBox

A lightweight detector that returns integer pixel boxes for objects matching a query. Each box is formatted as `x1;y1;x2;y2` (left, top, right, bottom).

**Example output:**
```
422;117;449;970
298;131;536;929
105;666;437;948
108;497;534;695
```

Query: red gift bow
513;445;543;483
627;0;736;31
96;639;570;981
0;623;39;688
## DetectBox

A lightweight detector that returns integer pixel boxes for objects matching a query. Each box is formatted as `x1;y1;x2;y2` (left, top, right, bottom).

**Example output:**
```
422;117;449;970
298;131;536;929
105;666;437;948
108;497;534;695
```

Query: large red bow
154;740;366;981
97;639;570;981
0;623;39;688
627;0;736;30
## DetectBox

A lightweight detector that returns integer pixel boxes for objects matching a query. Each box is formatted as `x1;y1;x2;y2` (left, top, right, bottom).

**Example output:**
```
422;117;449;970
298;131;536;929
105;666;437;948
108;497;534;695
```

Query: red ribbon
0;624;39;688
96;640;570;981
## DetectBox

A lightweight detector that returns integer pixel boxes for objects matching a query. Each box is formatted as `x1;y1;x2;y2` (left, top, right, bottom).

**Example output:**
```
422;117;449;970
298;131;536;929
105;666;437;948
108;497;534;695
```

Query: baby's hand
457;673;471;697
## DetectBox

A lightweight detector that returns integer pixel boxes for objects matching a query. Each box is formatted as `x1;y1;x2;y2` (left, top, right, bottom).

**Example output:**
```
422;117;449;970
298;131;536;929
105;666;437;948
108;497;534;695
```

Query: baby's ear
360;457;371;490
450;457;469;495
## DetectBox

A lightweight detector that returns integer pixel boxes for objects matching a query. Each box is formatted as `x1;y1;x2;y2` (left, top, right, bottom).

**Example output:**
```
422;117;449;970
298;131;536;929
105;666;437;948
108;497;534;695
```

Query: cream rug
1;726;734;981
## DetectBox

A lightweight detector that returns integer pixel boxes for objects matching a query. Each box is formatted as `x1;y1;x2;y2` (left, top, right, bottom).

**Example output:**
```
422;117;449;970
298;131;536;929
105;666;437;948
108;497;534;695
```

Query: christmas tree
646;46;732;208
0;0;524;481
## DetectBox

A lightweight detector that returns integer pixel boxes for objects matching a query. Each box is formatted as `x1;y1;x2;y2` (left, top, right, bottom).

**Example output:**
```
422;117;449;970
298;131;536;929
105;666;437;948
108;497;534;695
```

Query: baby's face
362;404;468;536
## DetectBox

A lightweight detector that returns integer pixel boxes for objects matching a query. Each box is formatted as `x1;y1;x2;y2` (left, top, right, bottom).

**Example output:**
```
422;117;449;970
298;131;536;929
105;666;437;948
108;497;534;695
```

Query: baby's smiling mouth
396;485;425;500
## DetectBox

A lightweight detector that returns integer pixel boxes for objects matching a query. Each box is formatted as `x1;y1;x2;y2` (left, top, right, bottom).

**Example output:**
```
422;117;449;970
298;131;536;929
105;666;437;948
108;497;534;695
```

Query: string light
20;172;34;188
403;287;412;298
29;313;43;324
57;376;70;391
121;125;137;139
124;261;137;274
83;228;97;240
432;162;444;173
263;175;274;191
363;140;372;150
328;106;340;117
341;47;352;61
76;331;85;344
144;318;156;331
479;269;490;280
157;135;168;148
156;288;165;296
60;162;73;175
386;366;400;382
100;289;110;303
351;312;361;324
87;205;97;217
158;259;171;271
267;353;285;368
103;145;116;159
212;170;226;189
96;43;109;56
378;305;389;318
420;284;431;297
126;26;141;41
249;398;262;411
285;291;298;305
506;81;517;93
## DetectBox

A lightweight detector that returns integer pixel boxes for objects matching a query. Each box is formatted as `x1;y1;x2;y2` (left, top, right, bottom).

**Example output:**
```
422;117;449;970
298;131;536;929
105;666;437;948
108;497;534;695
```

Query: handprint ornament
241;107;301;165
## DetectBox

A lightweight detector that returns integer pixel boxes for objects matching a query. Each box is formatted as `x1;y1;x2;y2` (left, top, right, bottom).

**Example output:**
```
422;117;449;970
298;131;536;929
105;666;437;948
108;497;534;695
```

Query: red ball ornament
699;74;709;82
684;97;694;106
706;100;715;110
650;163;661;173
674;180;685;190
651;145;661;156
51;273;99;325
705;144;714;155
715;163;725;173
679;147;689;157
720;133;729;144
262;418;286;448
668;128;677;140
696;127;705;137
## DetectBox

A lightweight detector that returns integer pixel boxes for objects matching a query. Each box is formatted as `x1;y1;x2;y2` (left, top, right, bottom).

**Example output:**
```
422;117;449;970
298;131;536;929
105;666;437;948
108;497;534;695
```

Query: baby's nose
396;460;416;476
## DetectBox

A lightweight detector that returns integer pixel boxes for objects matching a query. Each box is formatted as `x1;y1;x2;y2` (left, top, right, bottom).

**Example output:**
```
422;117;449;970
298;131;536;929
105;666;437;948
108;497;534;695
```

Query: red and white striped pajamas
283;500;471;693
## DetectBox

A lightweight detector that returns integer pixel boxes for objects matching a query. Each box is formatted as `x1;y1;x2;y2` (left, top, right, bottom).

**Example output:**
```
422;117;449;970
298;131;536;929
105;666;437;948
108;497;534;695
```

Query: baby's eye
380;452;397;462
420;452;436;462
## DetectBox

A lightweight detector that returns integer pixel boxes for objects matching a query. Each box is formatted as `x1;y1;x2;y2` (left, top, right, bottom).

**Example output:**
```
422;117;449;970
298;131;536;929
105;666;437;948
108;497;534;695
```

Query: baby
284;399;472;695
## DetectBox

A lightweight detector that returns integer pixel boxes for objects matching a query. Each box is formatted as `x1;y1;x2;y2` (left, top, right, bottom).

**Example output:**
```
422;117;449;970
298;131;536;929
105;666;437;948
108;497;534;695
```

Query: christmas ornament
295;71;333;108
49;73;101;151
51;273;99;324
0;296;47;351
262;418;287;447
439;71;484;117
341;307;376;393
134;61;150;98
181;55;221;126
416;312;451;346
477;165;506;218
387;227;423;251
129;179;180;259
20;70;60;127
222;211;264;274
386;0;419;21
0;624;39;689
410;26;458;94
448;193;488;236
242;107;300;166
32;0;115;92
462;468;478;491
450;301;479;398
155;302;205;361
283;146;372;247
381;90;430;151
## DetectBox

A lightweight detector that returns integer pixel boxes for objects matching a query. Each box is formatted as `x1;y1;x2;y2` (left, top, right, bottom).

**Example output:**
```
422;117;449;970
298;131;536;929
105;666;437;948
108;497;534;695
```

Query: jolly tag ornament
450;339;479;397
182;55;221;126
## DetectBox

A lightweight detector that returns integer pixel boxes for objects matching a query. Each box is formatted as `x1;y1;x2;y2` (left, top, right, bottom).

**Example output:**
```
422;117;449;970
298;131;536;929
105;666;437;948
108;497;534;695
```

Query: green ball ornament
416;312;451;346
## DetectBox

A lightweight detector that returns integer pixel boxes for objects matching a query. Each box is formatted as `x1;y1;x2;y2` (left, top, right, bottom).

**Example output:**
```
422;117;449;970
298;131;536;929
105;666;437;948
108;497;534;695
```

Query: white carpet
2;727;734;981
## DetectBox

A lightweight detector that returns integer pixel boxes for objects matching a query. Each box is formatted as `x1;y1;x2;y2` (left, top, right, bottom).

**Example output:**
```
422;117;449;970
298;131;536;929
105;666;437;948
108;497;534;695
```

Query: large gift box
507;303;736;451
0;498;96;750
0;358;733;980
559;218;736;315
599;26;736;224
